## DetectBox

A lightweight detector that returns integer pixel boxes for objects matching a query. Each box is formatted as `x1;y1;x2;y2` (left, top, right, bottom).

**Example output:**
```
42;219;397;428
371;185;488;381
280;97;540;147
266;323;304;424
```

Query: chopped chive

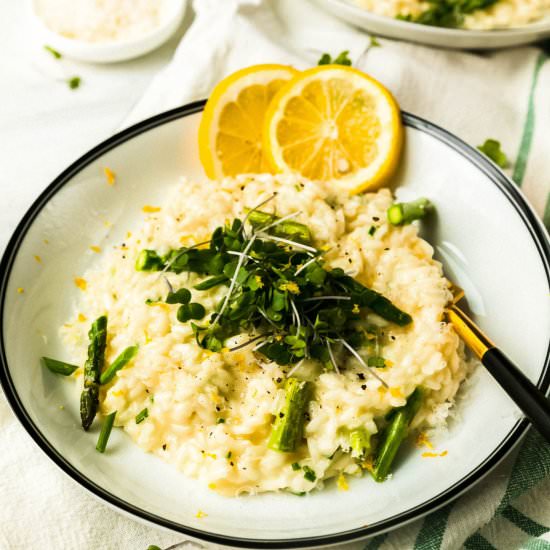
216;418;225;424
226;451;232;459
302;465;316;482
96;411;116;453
291;462;301;471
145;298;160;305
349;427;371;459
99;345;138;384
368;225;377;236
135;408;149;424
41;356;78;376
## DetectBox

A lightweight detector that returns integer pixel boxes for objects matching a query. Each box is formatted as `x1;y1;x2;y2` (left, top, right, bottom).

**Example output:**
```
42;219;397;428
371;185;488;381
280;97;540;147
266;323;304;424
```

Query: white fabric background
1;0;549;548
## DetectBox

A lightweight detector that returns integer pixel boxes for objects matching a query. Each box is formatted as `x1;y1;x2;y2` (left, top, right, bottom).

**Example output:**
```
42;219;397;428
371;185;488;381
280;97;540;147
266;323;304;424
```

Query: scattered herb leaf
44;45;62;59
318;50;352;66
477;139;508;168
67;76;81;90
135;408;149;424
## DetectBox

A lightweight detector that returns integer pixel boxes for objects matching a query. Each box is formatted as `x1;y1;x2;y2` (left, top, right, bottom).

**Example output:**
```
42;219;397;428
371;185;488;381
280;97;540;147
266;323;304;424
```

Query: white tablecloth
1;0;550;549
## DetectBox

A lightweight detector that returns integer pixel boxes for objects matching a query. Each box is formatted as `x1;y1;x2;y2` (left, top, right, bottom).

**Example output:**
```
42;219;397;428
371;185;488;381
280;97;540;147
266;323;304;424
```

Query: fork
447;284;550;442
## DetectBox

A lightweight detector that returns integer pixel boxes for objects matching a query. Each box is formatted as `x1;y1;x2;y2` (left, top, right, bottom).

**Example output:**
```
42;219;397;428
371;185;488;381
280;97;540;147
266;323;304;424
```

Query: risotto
354;0;550;29
61;173;469;496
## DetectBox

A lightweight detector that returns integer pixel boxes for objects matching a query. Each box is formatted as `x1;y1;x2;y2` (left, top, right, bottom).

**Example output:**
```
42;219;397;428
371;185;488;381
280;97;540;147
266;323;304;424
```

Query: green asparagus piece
247;209;313;244
99;345;138;385
135;249;164;271
372;387;424;482
349;427;371;459
268;377;312;452
96;411;116;453
80;316;107;431
360;288;412;326
41;357;78;376
387;198;433;226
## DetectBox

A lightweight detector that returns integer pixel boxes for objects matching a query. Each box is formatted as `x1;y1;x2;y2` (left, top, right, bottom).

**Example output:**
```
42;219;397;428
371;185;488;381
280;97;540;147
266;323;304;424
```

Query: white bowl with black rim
1;102;549;547
313;0;550;50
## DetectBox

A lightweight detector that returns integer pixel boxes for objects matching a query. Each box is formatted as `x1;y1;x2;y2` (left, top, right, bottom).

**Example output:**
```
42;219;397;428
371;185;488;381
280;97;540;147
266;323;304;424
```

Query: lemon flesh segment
198;65;299;179
264;66;403;194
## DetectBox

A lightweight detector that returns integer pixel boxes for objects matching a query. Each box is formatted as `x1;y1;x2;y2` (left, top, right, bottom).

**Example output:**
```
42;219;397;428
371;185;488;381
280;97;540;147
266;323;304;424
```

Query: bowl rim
1;100;549;548
318;0;550;37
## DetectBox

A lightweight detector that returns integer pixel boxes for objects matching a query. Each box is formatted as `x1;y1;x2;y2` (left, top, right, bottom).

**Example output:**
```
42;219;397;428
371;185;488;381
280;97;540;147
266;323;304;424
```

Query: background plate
313;0;550;50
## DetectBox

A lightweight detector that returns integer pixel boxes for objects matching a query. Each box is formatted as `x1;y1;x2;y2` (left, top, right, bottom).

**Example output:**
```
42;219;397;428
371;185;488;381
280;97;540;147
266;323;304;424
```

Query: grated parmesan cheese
35;0;170;43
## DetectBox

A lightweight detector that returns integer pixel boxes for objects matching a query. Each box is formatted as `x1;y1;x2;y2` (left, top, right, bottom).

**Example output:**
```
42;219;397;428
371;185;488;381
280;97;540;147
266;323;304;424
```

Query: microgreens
136;208;412;382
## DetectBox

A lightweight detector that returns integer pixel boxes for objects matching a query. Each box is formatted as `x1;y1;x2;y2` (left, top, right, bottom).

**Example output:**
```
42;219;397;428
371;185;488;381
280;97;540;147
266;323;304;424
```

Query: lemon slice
263;66;403;193
198;64;299;179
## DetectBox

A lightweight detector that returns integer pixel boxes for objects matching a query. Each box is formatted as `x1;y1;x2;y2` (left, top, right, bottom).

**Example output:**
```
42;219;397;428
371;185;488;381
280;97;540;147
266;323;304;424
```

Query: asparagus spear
96;411;116;453
41;357;78;376
387;198;433;226
372;387;423;482
99;345;138;385
268;377;312;452
80;316;107;431
349;427;371;459
247;209;313;244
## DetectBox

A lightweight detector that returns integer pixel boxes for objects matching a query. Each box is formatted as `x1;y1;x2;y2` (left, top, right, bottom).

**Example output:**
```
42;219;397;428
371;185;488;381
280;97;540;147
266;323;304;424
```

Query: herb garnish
44;45;62;59
318;50;352;66
135;408;149;424
477;139;508;168
67;76;81;90
396;0;498;28
136;204;412;380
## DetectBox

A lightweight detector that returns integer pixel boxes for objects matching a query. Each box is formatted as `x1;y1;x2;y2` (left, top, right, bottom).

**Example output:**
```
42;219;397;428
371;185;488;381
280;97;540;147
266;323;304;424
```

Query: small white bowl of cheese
28;0;187;63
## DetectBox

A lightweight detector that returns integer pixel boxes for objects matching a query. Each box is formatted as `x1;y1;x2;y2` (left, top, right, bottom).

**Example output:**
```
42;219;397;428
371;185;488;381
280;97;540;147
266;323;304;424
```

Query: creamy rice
62;174;469;496
354;0;550;29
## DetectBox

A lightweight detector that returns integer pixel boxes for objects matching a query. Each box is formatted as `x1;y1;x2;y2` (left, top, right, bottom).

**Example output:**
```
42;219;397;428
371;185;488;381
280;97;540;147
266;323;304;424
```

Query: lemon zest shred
422;450;448;458
416;432;434;450
142;205;161;213
77;313;87;322
337;473;349;491
279;281;300;294
196;510;207;519
361;456;374;472
34;255;42;264
104;167;116;185
17;287;24;294
352;303;360;314
389;387;403;398
90;245;101;253
74;277;87;291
